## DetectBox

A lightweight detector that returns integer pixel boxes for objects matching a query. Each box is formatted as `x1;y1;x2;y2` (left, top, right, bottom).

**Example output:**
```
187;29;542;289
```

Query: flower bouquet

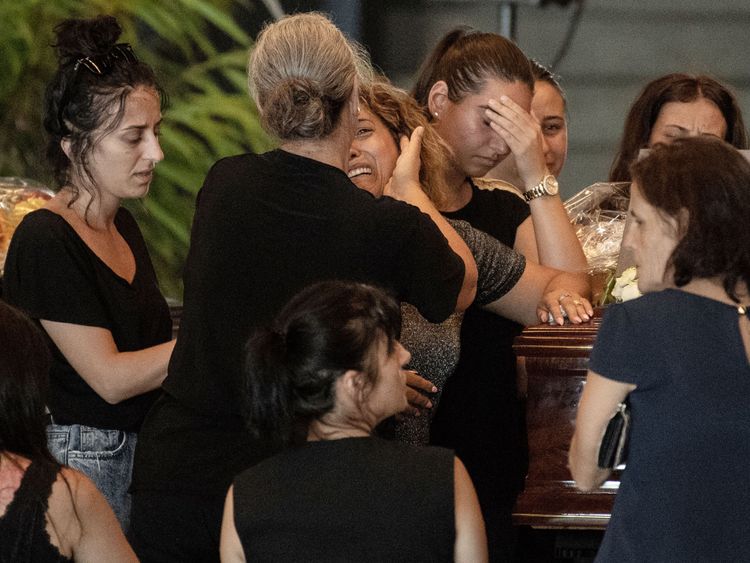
565;182;630;305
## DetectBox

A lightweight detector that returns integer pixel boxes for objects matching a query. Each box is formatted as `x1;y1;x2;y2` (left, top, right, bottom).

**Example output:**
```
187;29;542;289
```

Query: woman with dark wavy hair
609;73;748;182
571;136;750;561
220;281;487;562
0;300;137;561
3;15;174;532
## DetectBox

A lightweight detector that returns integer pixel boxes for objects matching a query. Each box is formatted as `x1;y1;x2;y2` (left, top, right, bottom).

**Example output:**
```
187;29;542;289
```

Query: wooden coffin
512;309;621;529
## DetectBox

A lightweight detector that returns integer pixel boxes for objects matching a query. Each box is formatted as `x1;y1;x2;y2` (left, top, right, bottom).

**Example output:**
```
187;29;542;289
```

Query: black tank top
0;458;73;563
233;437;455;562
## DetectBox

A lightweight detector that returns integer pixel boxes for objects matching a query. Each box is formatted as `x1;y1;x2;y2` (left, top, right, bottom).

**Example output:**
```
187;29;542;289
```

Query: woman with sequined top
348;79;593;445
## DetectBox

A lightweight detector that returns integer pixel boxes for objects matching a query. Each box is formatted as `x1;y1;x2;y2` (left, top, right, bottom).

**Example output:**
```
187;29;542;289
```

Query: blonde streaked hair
359;79;452;208
248;12;372;141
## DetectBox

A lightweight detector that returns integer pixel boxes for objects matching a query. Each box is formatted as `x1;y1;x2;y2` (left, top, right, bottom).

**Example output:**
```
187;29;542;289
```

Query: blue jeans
47;423;137;531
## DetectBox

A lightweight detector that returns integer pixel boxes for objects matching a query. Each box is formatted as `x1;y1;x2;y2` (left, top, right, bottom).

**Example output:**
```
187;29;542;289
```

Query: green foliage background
0;0;275;299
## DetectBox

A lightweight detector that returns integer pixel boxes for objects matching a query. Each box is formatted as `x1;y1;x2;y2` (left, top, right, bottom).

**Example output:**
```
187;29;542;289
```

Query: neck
307;416;372;442
678;277;749;306
438;170;473;212
280;128;350;173
57;185;119;230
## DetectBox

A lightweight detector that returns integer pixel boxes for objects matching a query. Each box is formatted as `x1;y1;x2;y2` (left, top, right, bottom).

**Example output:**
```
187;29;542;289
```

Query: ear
60;137;72;160
428;81;450;119
675;207;690;238
337;369;367;406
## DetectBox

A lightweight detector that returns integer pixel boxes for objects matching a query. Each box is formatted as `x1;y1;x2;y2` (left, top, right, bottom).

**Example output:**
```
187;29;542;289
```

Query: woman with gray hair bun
129;12;477;562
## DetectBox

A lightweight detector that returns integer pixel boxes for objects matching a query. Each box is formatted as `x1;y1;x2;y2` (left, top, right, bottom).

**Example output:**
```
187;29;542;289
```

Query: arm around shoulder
454;457;488;563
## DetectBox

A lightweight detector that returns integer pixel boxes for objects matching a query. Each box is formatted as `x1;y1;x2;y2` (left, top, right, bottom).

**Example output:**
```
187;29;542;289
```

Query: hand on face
383;126;428;205
485;95;548;188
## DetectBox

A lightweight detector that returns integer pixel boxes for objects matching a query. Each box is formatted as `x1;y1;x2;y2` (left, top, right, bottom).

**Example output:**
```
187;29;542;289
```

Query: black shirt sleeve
377;199;465;323
4;210;110;327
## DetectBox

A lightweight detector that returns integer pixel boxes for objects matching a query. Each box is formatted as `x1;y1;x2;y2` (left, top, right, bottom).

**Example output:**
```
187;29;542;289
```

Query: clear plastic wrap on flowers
565;182;630;271
565;182;630;304
0;178;54;274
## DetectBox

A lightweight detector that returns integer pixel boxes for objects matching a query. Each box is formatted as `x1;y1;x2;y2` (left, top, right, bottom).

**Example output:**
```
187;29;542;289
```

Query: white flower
611;266;642;302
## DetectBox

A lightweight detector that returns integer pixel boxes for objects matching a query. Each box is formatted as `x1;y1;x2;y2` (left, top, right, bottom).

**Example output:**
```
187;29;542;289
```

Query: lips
133;170;153;182
347;167;372;179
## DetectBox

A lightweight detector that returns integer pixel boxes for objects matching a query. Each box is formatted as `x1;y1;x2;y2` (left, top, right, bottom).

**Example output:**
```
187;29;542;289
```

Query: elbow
99;388;129;405
454;277;477;313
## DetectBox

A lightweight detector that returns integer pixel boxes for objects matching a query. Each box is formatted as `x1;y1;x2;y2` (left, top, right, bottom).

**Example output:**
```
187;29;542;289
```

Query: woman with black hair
220;281;487;563
3;15;174;531
0;300;137;562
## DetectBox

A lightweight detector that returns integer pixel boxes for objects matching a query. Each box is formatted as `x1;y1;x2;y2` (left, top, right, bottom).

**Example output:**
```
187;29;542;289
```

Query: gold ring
558;293;572;303
573;299;582;306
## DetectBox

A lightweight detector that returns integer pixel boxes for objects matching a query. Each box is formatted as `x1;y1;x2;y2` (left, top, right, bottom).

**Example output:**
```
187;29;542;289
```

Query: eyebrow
122;118;163;131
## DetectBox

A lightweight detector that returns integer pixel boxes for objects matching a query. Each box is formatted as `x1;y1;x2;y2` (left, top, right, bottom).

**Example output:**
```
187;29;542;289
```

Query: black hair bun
53;15;123;65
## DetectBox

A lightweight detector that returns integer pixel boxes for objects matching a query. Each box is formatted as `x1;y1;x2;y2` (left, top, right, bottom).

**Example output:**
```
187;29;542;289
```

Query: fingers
404;369;436;393
485;97;546;184
538;293;594;325
403;369;435;417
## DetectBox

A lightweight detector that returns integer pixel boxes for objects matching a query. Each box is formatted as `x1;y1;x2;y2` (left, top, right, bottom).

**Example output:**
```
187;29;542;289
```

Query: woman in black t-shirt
411;29;590;561
220;281;487;563
3;16;174;532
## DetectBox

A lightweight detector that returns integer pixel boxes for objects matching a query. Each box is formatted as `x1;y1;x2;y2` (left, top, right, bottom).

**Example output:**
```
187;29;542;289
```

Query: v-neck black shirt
4;208;172;431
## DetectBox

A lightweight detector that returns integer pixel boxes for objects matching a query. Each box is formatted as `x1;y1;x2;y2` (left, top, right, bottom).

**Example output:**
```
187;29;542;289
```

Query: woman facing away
220;281;488;563
3;15;174;531
349;79;592;445
0;300;137;562
569;136;750;562
129;13;477;562
609;73;748;182
486;59;568;185
410;28;589;560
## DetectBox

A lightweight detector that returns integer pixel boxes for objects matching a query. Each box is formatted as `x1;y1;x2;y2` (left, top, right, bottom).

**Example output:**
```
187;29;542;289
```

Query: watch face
544;176;559;196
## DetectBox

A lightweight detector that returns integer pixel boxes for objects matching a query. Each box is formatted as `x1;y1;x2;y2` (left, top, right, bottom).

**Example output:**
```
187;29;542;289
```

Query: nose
540;131;551;158
621;215;636;251
488;133;510;159
349;142;361;162
146;133;164;164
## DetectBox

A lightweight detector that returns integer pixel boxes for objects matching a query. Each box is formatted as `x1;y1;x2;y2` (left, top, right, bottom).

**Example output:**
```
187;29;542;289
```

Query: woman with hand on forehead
410;28;589;561
486;59;568;186
348;79;592;446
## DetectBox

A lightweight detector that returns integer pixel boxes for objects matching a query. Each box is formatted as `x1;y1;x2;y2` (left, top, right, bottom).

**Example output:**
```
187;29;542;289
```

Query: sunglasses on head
74;43;138;76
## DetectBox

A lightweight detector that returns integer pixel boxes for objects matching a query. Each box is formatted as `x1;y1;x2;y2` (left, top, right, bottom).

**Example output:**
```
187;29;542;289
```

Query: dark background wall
270;0;750;198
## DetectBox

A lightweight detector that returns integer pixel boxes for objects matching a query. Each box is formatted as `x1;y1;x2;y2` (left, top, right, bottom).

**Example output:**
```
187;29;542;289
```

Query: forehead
532;81;565;116
465;78;533;111
655;98;727;129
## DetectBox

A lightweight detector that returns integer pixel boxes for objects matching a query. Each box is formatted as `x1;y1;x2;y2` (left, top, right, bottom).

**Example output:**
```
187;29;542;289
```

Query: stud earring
433;112;439;118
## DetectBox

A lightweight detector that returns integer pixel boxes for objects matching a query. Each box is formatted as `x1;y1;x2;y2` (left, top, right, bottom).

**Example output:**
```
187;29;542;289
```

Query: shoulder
601;290;676;328
472;177;525;199
11;209;67;240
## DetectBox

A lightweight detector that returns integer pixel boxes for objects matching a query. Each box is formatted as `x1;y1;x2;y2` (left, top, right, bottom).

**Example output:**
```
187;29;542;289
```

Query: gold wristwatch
523;174;559;202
